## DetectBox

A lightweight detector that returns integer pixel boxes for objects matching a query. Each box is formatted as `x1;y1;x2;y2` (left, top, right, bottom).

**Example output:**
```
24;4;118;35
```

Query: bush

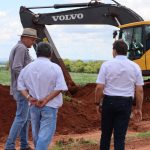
63;59;104;73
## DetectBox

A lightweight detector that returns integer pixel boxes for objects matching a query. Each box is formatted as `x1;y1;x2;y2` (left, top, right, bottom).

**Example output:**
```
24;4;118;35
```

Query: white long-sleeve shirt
17;57;68;108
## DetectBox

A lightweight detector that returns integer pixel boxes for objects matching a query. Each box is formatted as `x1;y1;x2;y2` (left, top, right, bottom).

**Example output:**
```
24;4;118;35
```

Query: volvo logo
52;13;84;21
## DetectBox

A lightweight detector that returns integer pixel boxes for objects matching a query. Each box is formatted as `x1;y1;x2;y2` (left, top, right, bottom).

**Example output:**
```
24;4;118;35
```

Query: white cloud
0;11;6;17
0;11;22;42
0;10;22;60
115;0;150;20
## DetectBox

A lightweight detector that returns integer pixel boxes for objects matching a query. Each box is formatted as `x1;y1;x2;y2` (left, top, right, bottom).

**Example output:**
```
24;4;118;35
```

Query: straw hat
20;28;39;39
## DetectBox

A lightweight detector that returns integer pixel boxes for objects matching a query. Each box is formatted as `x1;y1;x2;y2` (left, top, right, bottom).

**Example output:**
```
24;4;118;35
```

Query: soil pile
0;85;15;139
57;83;99;134
0;83;150;140
0;83;99;139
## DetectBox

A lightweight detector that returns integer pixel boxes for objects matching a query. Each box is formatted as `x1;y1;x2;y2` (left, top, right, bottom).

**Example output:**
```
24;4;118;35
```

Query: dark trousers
100;95;132;150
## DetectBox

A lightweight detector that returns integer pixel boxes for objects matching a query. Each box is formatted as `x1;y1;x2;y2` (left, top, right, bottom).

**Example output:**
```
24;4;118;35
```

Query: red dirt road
1;130;150;150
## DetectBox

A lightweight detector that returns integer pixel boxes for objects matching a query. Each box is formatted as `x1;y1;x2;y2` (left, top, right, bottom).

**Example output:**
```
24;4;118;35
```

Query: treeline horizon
0;59;105;74
63;59;104;73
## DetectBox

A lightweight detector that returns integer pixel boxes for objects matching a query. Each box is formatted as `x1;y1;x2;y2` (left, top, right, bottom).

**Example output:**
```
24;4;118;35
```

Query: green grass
144;76;150;80
50;132;150;150
0;69;97;86
0;69;10;85
70;72;97;85
49;138;97;150
1;69;150;86
136;131;150;138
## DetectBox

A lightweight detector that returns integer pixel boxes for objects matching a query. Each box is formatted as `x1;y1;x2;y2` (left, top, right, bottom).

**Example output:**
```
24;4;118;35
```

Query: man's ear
112;49;117;57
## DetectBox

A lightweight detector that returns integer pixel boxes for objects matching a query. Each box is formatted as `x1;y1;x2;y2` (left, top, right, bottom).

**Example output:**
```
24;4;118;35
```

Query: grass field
0;69;11;85
0;69;97;86
70;72;97;85
1;68;149;86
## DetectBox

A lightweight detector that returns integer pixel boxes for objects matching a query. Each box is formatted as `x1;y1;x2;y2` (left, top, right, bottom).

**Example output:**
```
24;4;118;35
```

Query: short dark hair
113;40;128;55
36;42;52;58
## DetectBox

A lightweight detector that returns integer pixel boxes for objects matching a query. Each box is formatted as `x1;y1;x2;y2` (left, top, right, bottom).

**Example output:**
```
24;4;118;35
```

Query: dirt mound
0;83;150;140
57;83;99;134
0;85;16;139
0;83;99;138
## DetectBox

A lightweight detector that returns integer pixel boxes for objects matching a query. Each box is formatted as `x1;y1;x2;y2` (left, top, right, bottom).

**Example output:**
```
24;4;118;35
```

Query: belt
104;95;132;100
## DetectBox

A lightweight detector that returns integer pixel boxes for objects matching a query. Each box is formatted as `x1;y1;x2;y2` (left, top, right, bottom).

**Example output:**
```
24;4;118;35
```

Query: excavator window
145;25;150;50
121;28;133;49
121;26;143;60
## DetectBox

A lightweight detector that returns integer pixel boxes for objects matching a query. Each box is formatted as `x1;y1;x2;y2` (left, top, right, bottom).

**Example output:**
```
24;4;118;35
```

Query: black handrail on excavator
26;0;106;9
19;0;143;90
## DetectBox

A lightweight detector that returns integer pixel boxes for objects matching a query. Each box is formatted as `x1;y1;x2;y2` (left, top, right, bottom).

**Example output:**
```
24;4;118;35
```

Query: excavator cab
118;22;150;75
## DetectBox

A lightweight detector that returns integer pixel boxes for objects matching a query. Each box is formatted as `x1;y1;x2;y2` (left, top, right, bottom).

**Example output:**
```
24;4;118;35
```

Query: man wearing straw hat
5;28;38;150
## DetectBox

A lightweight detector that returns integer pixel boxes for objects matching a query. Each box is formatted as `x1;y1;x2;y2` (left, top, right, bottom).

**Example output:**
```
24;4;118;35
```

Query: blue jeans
5;91;30;149
30;105;58;150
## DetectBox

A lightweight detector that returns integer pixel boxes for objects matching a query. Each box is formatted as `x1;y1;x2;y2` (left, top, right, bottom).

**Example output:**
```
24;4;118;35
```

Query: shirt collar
115;55;127;60
18;40;29;51
36;57;51;61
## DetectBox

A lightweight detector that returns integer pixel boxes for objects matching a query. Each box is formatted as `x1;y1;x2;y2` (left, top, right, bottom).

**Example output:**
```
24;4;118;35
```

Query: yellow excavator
117;21;150;76
19;0;150;95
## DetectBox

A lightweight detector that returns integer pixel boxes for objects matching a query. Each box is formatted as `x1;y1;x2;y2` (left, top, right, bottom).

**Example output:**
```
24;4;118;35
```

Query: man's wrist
136;108;142;111
136;105;142;110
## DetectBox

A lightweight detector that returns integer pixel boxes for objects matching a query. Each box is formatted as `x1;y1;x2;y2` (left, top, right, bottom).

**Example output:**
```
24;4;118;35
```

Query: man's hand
96;105;102;114
28;97;37;105
133;109;142;122
135;85;143;122
36;98;48;108
95;84;104;115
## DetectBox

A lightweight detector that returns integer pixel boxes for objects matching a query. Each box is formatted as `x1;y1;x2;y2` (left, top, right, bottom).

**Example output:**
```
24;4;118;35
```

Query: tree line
0;59;104;74
63;59;104;73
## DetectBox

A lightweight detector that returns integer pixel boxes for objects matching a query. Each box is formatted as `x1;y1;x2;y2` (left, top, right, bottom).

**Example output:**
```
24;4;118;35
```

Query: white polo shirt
17;57;68;108
96;55;144;97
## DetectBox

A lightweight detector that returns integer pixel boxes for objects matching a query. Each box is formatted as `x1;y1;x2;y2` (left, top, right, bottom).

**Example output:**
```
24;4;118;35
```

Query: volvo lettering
52;13;84;22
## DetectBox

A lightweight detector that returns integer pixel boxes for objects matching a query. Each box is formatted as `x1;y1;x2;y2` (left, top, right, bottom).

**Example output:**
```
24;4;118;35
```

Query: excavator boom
20;2;143;27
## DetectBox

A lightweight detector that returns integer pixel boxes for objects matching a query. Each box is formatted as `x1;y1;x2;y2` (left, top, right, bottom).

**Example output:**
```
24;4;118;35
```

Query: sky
0;0;150;61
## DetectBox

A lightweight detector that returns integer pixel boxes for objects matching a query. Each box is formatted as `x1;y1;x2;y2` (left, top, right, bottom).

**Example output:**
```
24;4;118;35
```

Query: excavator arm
19;1;143;90
20;1;143;26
